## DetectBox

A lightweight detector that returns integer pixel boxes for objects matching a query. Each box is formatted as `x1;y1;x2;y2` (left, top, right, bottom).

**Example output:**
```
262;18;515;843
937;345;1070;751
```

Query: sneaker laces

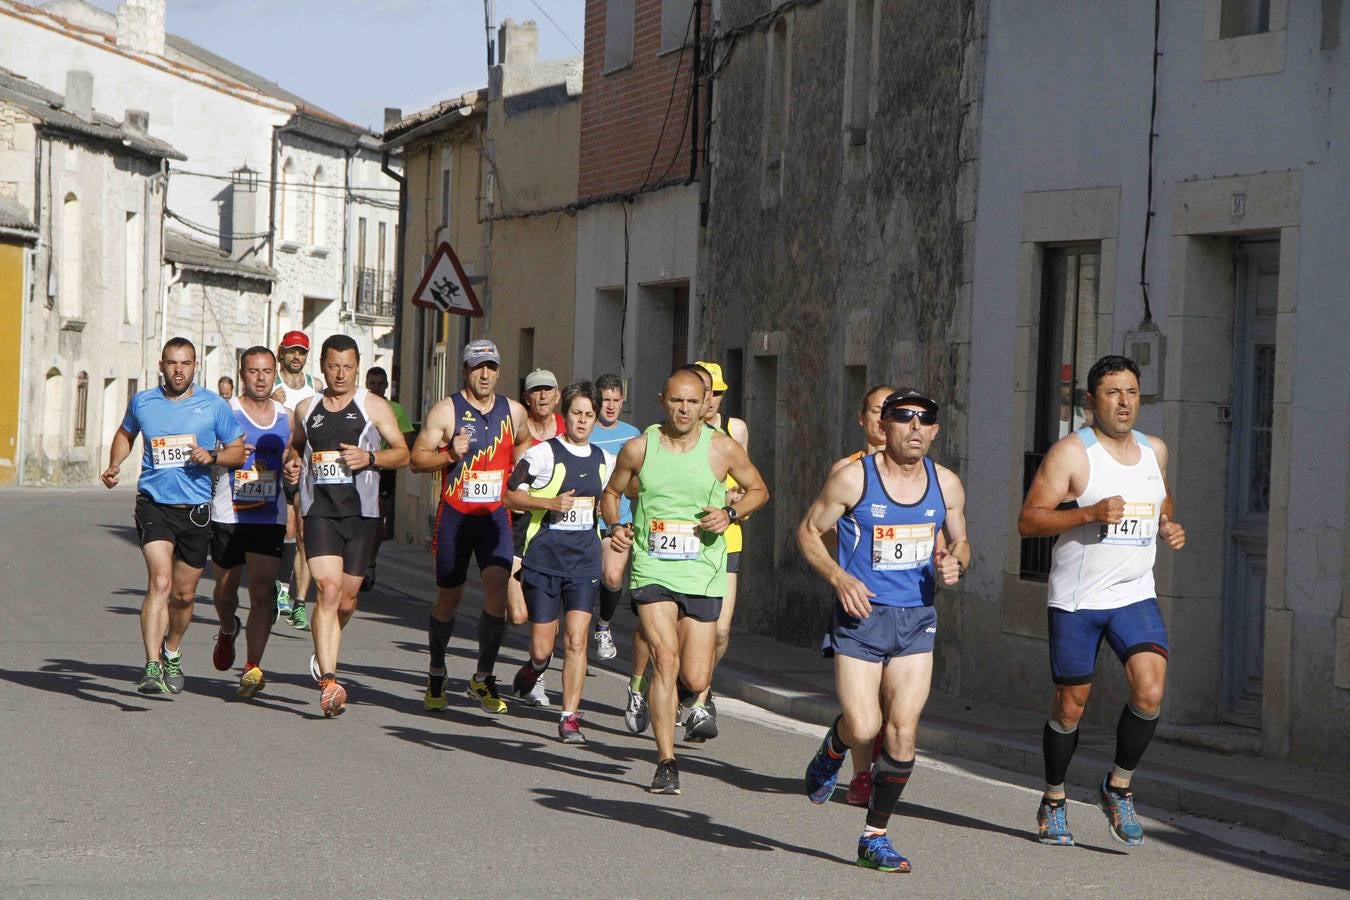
164;655;182;677
482;675;502;699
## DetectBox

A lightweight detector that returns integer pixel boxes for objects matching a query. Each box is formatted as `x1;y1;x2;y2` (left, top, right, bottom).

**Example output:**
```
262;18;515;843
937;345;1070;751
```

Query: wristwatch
722;505;739;522
956;559;966;577
209;449;218;465
368;450;379;471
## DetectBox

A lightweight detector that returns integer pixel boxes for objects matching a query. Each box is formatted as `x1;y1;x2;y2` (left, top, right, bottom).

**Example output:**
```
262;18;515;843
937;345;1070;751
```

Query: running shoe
676;703;691;727
289;603;310;631
1037;797;1074;846
624;688;650;734
136;660;168;694
856;832;910;873
846;772;873;807
319;675;347;717
512;662;542;701
275;581;293;616
522;677;549;708
424;670;447;712
804;733;846;804
237;665;265;699
467;674;508;714
161;649;185;694
308;654;321;684
684;704;718;742
1097;774;1145;846
592;626;617;661
360;570;375;593
649;758;680;795
213;615;242;671
558;713;586;745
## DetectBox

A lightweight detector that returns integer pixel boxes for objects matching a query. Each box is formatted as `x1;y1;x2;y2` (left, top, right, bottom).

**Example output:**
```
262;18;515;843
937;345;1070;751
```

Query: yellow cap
694;360;729;391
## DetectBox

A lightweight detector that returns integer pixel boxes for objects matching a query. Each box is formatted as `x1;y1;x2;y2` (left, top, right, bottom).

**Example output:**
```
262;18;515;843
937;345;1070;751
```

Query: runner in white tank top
1018;356;1186;849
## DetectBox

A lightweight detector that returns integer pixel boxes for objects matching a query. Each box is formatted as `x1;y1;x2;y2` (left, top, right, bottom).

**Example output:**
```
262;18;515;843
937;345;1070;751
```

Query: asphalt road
2;487;1347;898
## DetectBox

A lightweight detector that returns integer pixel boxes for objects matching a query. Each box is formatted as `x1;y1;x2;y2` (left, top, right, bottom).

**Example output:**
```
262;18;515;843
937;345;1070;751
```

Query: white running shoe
309;653;321;684
522;675;550;708
592;627;618;661
624;688;650;734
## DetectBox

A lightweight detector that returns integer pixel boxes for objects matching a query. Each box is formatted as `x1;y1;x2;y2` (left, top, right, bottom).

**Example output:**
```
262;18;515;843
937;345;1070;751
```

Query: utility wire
168;167;403;194
165;207;270;241
1139;0;1161;324
528;0;582;54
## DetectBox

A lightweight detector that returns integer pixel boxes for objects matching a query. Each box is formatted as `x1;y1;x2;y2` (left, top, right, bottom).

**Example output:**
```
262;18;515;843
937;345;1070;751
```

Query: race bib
311;450;351;485
553;496;595;532
461;469;503;504
232;468;277;499
871;523;935;571
648;519;700;560
1101;502;1157;547
150;434;195;469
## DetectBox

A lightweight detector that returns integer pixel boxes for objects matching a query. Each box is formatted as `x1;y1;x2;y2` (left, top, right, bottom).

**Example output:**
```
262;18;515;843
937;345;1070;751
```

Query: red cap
280;330;310;350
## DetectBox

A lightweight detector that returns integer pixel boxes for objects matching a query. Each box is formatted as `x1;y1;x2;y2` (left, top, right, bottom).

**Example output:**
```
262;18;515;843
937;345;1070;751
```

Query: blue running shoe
1098;774;1145;846
1036;797;1074;846
804;733;845;804
856;832;910;873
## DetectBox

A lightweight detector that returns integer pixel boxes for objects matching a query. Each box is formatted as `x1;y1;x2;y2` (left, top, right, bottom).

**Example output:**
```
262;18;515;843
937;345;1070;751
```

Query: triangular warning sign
411;242;483;317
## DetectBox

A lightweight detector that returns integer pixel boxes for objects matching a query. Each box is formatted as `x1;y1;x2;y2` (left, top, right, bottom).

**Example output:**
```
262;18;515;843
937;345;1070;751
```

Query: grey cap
881;387;939;418
463;339;500;368
523;368;558;391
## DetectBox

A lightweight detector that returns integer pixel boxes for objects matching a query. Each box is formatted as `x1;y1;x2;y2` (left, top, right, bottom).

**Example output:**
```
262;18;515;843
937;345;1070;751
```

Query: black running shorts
303;515;378;577
210;522;286;570
134;493;211;569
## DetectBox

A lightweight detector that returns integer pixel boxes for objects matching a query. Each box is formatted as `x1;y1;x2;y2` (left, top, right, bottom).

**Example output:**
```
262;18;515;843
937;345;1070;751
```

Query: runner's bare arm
1148;436;1185;549
365;395;411;471
1018;435;1120;537
600;436;646;549
796;462;875;618
700;434;768;534
283;399;309;483
210;435;248;469
728;417;749;449
509;398;532;459
409;399;457;473
935;466;971;585
100;426;135;488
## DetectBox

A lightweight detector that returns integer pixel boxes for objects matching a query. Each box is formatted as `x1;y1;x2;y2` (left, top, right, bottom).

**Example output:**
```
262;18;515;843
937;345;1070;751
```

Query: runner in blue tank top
589;373;641;669
797;388;970;873
101;337;247;696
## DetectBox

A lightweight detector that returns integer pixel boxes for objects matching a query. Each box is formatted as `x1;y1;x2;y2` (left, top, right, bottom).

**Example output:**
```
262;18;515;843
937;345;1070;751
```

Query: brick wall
578;0;706;198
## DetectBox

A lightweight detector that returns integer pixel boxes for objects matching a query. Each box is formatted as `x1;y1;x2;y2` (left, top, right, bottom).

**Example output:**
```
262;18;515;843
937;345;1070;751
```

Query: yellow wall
0;241;24;485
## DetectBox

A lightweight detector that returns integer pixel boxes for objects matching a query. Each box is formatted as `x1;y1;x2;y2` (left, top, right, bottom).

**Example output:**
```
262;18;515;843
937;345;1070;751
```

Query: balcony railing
353;267;395;319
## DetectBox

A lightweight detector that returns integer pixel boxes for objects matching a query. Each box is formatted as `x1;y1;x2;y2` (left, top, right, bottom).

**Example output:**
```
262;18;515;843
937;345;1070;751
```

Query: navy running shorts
726;551;741;575
822;603;937;664
520;568;600;624
1047;598;1169;685
433;504;513;588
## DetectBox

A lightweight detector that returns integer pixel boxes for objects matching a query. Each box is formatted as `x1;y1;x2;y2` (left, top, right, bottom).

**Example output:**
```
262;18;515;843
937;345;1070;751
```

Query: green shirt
630;424;728;598
381;399;413;450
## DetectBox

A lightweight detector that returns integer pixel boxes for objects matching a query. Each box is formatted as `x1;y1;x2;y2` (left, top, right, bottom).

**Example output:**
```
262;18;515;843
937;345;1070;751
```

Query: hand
551;489;577;513
726;487;746;505
100;464;120;489
338;442;368;470
189;444;215;466
831;570;877;619
935;548;961;586
270;387;287;403
1159;514;1185;550
1092;495;1125;525
609;523;634;552
697;505;731;534
283;456;303;485
449;427;471;461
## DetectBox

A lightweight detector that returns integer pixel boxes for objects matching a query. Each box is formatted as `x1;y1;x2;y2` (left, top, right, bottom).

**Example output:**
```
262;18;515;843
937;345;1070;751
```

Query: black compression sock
866;752;915;831
476;612;507;674
1043;720;1080;787
1114;704;1160;773
278;540;297;584
598;585;623;623
677;681;698;706
825;716;848;758
428;613;455;672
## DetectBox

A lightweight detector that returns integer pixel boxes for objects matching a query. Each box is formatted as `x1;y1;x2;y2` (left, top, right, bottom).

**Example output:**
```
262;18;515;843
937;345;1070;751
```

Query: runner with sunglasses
797;388;970;872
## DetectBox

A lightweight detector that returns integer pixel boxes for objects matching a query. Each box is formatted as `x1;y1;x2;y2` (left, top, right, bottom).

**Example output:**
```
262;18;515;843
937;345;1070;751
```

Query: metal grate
1019;451;1055;581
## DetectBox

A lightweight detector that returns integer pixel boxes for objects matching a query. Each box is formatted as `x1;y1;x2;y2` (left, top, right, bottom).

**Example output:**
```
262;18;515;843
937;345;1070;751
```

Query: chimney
499;19;539;66
383;107;402;133
65;70;93;121
116;0;166;56
124;109;149;136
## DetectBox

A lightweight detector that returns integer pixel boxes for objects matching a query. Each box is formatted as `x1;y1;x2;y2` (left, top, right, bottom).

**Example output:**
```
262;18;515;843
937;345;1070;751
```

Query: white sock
162;645;181;661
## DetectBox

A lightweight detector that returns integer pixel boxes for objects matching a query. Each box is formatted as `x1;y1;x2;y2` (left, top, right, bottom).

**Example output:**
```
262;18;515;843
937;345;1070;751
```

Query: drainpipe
381;148;407;404
340;144;353;330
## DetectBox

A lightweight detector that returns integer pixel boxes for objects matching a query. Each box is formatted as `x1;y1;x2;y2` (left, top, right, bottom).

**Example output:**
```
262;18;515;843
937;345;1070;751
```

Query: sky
84;0;585;132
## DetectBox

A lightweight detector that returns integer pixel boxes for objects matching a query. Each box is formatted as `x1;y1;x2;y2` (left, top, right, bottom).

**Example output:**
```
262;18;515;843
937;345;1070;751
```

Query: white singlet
1046;428;1167;613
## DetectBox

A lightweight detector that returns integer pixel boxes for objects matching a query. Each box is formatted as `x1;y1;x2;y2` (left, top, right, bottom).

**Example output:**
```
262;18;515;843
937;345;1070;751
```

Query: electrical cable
638;1;697;188
528;0;582;54
1139;0;1161;324
165;207;269;241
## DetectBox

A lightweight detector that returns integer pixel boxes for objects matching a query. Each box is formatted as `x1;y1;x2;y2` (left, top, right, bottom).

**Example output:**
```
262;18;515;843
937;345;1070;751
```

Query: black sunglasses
887;408;937;425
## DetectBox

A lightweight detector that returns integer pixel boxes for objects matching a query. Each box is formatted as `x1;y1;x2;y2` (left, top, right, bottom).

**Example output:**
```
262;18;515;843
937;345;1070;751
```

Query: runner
361;365;415;592
589;374;641;716
409;339;531;715
208;347;291;698
601;367;768;794
1018;354;1185;847
271;330;318;632
798;387;970;872
505;368;567;701
282;334;409;716
101;337;246;695
505;381;614;744
217;376;234;400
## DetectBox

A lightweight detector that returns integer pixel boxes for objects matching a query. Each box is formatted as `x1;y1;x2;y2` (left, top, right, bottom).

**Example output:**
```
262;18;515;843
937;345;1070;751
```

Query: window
74;371;89;447
357;217;367;268
279;159;298;243
311;166;327;246
1021;244;1100;580
661;0;696;53
604;0;635;72
518;327;535;397
763;19;790;203
844;0;875;146
671;285;689;371
377;222;387;278
124;211;141;325
439;162;452;228
1221;0;1271;37
60;193;81;318
42;368;64;455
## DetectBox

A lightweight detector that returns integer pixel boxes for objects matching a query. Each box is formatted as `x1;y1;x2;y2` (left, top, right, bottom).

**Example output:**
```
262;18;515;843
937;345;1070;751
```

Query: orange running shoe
319;675;347;717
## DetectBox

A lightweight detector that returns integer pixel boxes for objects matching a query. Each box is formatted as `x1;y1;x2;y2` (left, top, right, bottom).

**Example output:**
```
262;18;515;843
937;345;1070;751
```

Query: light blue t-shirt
121;386;244;505
591;419;641;526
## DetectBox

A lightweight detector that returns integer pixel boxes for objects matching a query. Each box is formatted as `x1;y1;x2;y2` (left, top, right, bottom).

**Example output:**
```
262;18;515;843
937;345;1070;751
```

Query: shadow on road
889;799;1126;855
0;659;161;712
